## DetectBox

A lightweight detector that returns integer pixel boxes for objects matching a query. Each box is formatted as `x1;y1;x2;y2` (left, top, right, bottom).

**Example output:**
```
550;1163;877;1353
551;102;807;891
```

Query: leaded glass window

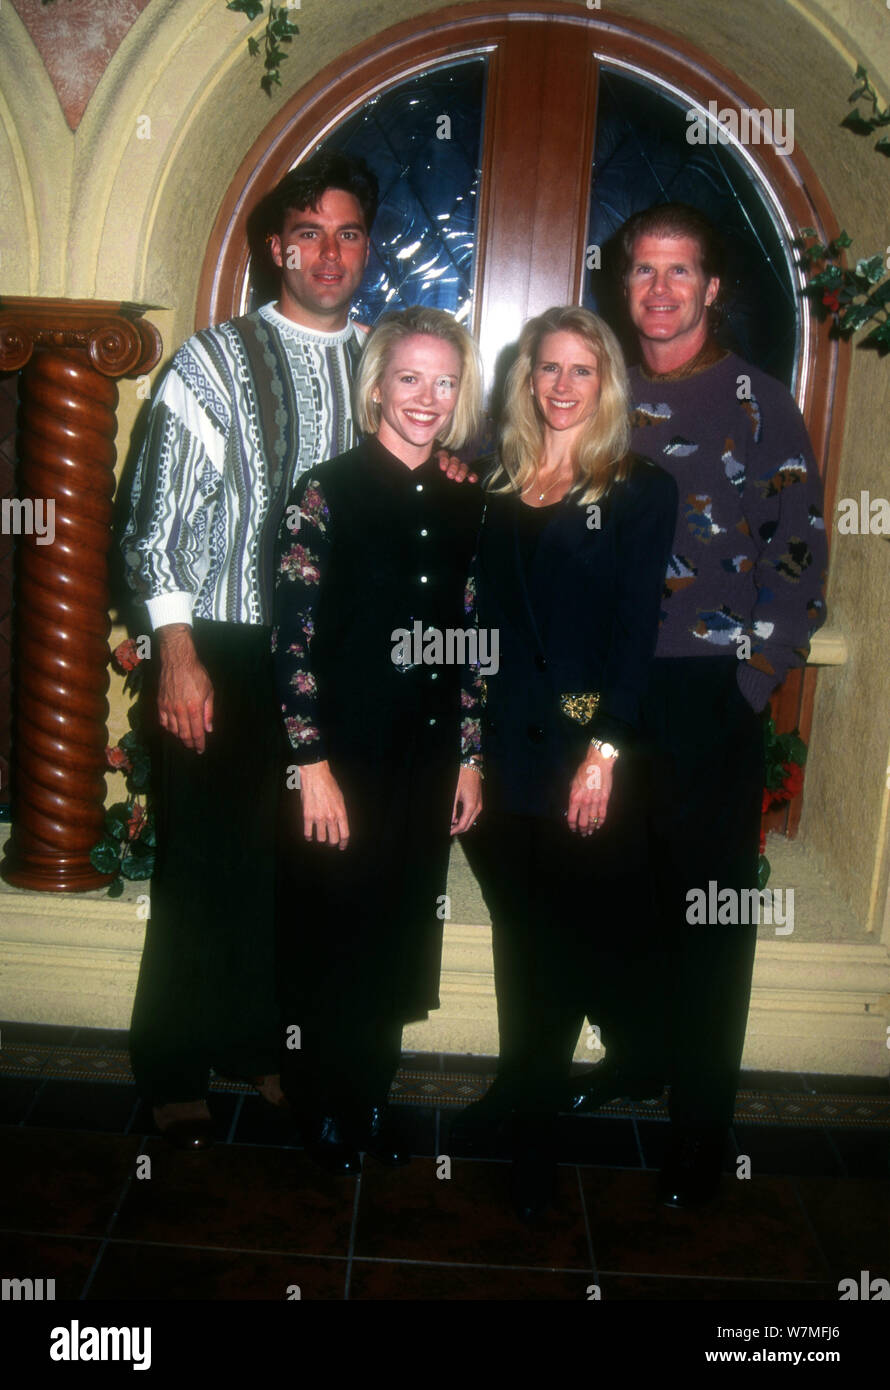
314;58;487;327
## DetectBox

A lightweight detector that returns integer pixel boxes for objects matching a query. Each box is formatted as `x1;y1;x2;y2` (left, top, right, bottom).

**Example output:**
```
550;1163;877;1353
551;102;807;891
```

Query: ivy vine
226;0;300;95
792;66;890;355
840;64;890;151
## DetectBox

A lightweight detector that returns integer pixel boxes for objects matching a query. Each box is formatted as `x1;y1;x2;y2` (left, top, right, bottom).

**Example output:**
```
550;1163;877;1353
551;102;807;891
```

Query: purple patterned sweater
629;345;828;712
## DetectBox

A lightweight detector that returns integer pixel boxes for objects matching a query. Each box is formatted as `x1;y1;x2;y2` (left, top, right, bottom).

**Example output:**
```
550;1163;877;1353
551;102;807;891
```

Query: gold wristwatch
589;738;619;760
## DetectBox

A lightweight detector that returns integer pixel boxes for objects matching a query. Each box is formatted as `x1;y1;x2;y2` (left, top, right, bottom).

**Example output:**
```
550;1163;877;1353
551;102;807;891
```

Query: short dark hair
246;151;379;301
617;203;725;286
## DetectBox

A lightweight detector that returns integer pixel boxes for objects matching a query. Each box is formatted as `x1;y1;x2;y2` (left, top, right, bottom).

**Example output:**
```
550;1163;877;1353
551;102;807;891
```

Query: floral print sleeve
271;477;330;764
459;560;484;767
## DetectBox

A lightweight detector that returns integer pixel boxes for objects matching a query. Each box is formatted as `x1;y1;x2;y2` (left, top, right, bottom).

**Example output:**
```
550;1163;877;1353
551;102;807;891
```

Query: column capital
0;297;162;378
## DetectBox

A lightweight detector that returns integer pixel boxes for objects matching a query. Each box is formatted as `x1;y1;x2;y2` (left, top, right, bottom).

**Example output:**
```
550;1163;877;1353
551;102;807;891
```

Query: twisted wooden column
0;300;161;891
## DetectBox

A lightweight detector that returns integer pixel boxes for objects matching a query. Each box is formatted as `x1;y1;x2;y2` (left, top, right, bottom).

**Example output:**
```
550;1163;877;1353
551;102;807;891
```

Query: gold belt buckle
559;692;600;725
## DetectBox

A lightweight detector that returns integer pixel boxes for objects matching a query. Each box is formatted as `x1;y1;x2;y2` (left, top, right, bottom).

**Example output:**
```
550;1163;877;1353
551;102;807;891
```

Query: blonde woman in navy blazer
457;306;677;1220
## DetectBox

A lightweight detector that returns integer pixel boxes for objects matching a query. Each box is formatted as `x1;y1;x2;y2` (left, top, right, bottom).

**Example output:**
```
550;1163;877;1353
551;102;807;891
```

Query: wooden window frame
198;2;848;835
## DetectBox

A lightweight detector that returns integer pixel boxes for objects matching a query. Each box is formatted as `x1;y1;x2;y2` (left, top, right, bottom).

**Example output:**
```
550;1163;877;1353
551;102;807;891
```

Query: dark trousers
278;1004;403;1124
463;788;654;1115
466;656;764;1134
129;621;285;1103
275;805;408;1125
640;656;765;1129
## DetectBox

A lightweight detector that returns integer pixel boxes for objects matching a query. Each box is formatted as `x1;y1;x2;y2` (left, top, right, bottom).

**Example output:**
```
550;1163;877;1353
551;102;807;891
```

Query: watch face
600;743;617;759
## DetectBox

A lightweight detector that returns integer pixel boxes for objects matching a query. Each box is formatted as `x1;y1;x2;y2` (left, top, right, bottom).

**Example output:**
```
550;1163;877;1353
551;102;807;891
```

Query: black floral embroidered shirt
271;436;485;768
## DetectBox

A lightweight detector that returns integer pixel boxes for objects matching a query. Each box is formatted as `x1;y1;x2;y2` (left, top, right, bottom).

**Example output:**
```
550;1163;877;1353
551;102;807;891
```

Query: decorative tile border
1;1043;888;1129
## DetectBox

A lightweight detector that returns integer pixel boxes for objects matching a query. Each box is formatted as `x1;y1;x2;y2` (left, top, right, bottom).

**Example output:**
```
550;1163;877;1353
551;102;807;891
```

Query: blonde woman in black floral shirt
271;306;484;1175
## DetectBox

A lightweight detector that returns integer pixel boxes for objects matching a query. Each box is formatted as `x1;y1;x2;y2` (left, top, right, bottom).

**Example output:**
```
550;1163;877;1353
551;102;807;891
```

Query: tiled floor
0;1022;888;1303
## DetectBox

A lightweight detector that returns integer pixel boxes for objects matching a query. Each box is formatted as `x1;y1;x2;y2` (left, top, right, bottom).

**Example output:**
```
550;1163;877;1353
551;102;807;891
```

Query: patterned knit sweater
629;345;828;712
123;303;365;628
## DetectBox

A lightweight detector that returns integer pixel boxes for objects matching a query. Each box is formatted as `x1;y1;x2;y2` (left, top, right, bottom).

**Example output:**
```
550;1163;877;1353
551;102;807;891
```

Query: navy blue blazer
475;455;678;819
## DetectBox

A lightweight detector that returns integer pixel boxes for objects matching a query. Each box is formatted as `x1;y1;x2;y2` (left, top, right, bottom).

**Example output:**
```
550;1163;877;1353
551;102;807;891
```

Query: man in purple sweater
588;204;827;1206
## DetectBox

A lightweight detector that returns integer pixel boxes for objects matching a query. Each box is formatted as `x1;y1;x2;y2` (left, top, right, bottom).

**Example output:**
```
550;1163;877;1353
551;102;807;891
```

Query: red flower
112;638;143;673
761;787;773;815
822;290;841;313
782;761;804;799
106;745;132;773
127;803;146;840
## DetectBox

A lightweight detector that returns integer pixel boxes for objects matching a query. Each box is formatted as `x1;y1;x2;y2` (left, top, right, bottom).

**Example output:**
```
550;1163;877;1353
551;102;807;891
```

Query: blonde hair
354;306;482;451
487;306;631;504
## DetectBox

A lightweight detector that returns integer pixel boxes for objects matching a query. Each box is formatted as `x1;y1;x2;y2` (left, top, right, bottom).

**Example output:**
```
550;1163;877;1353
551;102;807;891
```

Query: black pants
464;752;654;1115
640;656;765;1129
129;621;285;1103
277;1004;403;1124
466;656;764;1132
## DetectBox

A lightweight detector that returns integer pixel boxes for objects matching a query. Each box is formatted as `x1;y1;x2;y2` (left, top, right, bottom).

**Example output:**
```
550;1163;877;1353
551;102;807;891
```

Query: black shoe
449;1079;520;1149
360;1105;411;1167
563;1065;663;1113
302;1114;361;1176
161;1118;215;1151
657;1126;726;1208
510;1147;556;1222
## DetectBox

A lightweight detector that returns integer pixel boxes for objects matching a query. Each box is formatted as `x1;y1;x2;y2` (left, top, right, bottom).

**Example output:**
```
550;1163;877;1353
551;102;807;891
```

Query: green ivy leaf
781;732;808;765
866;279;890;308
121;853;155;881
107;877;125;899
90;842;121;875
841;109;877;135
227;0;265;18
839;303;875;333
829;231;852;252
104;803;130;840
808;265;844;289
799;243;829;266
855;255;885;284
864;320;890;352
129;760;151;793
875;134;890;155
247;35;261;56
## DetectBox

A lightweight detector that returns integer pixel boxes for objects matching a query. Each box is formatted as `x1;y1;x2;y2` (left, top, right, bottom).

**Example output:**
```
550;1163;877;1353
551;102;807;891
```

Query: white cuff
145;592;194;630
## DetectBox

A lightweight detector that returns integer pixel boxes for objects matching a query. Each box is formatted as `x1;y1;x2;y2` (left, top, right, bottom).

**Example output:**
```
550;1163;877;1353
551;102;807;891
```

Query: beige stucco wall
1;0;889;937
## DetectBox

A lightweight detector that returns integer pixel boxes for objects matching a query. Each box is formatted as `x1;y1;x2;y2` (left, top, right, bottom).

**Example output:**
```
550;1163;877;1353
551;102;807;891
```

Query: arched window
199;2;846;824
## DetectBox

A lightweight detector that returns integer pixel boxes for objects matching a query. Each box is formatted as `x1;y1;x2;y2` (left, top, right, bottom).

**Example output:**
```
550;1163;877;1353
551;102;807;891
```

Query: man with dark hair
246;152;380;306
122;152;379;1147
572;202;827;1206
